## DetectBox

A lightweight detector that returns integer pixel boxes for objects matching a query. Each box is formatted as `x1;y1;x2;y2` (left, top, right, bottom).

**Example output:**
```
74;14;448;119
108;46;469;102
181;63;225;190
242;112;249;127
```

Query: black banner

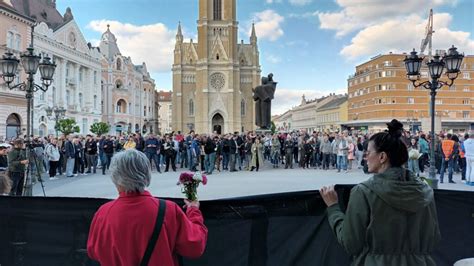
0;187;472;265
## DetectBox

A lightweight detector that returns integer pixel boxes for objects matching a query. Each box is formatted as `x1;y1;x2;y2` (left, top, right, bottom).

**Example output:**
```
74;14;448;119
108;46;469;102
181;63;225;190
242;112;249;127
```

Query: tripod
23;144;46;197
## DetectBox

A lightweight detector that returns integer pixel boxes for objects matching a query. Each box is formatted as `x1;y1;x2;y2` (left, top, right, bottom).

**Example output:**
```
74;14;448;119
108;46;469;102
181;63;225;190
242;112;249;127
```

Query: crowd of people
0;125;473;196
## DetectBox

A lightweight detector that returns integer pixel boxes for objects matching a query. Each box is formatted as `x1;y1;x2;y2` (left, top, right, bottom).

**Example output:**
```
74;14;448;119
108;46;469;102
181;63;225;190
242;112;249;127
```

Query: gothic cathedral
172;0;261;134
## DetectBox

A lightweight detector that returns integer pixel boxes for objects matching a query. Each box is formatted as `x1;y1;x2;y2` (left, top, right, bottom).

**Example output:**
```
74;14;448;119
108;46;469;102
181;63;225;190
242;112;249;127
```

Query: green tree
90;122;110;136
270;121;276;134
56;118;80;136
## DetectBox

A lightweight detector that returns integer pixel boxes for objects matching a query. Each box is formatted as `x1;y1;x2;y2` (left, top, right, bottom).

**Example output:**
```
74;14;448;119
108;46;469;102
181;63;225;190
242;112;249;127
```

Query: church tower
172;0;261;134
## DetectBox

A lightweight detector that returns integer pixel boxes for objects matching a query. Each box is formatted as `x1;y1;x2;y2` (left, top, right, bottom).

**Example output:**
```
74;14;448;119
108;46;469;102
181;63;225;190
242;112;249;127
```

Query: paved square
33;165;474;199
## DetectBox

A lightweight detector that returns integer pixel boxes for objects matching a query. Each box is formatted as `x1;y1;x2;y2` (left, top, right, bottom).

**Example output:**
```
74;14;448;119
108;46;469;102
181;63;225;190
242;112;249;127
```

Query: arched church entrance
212;113;224;135
6;113;21;140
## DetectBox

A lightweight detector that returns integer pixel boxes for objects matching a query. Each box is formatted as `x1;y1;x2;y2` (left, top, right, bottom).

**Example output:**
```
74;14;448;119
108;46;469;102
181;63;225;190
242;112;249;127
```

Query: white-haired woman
87;149;208;266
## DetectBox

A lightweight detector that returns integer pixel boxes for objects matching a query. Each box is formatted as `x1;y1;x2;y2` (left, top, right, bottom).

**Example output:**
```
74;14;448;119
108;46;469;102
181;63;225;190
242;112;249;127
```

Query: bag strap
140;199;167;266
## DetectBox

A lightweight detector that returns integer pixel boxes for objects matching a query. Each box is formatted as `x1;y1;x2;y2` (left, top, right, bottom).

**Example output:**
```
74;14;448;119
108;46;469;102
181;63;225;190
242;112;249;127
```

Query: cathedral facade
172;0;261;134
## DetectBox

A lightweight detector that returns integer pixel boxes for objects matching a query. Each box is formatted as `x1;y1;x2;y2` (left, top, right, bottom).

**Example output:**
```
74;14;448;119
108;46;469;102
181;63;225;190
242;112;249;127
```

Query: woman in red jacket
87;149;208;266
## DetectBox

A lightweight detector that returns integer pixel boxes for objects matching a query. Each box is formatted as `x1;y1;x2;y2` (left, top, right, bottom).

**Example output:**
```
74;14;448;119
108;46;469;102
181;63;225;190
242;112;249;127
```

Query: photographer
7;139;28;196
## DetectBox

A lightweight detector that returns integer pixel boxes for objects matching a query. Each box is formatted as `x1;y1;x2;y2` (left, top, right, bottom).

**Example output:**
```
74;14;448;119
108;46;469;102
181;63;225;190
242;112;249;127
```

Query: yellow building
274;94;347;133
172;0;261;134
315;96;348;133
346;53;474;132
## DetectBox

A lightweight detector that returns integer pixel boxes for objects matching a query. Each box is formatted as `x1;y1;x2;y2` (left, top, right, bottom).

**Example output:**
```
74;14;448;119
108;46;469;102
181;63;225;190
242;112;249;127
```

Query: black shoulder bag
140;199;167;266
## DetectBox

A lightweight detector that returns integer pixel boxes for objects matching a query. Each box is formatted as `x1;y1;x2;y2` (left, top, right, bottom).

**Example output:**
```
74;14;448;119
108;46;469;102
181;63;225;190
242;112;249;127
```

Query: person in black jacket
0;145;8;172
102;136;115;175
204;136;217;174
303;139;314;169
284;135;294;169
64;136;76;177
222;135;231;171
163;135;176;172
85;135;98;174
73;137;85;176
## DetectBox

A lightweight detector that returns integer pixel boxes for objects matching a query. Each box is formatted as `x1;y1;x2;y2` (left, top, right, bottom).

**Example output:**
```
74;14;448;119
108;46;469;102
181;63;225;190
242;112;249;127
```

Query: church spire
176;21;183;44
250;22;257;45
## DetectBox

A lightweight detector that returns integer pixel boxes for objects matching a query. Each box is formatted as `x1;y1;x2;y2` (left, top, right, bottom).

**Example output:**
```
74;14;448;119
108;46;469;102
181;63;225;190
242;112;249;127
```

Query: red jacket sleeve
86;210;100;261
174;205;208;258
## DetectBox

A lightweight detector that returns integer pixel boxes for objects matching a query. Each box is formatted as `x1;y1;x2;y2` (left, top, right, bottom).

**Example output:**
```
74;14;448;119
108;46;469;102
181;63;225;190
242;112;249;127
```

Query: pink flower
202;175;208;185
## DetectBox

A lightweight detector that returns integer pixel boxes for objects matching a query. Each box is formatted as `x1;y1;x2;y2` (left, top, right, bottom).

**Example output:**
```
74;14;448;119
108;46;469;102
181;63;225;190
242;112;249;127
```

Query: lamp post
0;28;56;196
404;46;463;188
45;106;66;137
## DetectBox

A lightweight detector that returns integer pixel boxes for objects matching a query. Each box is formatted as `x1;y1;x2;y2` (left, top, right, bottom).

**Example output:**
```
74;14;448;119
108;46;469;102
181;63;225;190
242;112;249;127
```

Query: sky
56;0;474;115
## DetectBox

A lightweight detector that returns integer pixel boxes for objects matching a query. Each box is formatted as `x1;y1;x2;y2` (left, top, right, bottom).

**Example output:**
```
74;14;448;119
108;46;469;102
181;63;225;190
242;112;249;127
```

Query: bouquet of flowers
177;171;208;201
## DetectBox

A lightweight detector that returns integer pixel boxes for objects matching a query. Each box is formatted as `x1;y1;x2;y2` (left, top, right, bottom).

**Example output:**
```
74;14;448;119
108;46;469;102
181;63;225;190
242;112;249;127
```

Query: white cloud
266;54;282;64
272;88;346;115
317;0;458;37
265;0;283;3
340;13;474;60
289;0;313;6
249;10;285;41
87;20;176;73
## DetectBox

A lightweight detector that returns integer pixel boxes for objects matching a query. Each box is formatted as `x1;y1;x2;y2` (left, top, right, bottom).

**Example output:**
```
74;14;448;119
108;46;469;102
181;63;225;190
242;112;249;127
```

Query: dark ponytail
369;119;408;167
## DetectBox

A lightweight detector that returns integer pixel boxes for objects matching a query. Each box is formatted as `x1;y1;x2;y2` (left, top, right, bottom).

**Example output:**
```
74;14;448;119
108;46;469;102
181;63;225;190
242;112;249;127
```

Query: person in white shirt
462;131;474;185
45;139;61;180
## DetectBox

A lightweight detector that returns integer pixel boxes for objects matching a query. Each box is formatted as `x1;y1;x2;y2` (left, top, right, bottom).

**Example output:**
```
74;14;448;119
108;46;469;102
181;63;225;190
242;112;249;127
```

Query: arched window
213;0;222;20
116;58;122;70
241;99;246;116
116;99;127;113
216;53;219;60
93;95;97;109
189;99;194;116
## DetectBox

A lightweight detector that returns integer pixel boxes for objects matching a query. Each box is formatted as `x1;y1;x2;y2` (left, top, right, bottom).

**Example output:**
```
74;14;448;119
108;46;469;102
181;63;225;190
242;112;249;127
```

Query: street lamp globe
0;52;20;84
403;49;423;81
427;54;445;80
38;56;56;88
20;47;41;75
444;45;464;76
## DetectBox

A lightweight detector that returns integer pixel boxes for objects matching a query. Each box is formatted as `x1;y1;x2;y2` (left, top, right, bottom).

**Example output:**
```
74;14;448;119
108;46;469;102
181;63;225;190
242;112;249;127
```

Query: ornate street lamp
0;29;57;196
45;106;66;137
404;45;463;188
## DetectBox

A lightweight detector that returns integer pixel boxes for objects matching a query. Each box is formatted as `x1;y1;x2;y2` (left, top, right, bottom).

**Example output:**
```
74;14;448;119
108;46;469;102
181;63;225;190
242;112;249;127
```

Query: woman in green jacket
321;119;440;266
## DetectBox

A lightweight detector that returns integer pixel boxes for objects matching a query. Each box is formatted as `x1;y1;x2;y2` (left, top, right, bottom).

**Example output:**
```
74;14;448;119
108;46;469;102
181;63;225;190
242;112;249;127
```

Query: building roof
318;95;348;111
0;0;35;22
157;91;172;102
99;24;121;61
10;0;67;30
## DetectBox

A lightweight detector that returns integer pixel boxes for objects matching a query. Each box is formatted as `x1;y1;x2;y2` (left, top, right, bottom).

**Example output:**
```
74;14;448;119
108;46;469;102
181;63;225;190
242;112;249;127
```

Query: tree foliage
90;122;110;136
56;118;80;136
270;121;276;134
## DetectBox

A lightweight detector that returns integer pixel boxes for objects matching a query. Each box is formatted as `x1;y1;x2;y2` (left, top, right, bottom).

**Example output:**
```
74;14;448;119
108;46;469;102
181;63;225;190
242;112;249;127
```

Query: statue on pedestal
253;73;277;129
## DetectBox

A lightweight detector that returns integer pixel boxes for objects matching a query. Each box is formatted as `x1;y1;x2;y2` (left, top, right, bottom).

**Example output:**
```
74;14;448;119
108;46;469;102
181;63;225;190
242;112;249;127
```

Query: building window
189;99;194;116
116;99;127;113
463;99;470;105
144;106;147;116
408;98;414;104
6;31;14;49
116;58;122;70
384;61;392;67
129;103;132;114
94;95;97;109
464;72;470;79
407;84;414;91
94;71;97;84
449;85;456;91
116;80;123;89
79;93;83;107
79;69;83;82
52;87;56;105
66;90;70;105
213;0;222;20
82;118;88;134
463;111;470;118
435;99;443;105
464;86;470;92
241;99;246;116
